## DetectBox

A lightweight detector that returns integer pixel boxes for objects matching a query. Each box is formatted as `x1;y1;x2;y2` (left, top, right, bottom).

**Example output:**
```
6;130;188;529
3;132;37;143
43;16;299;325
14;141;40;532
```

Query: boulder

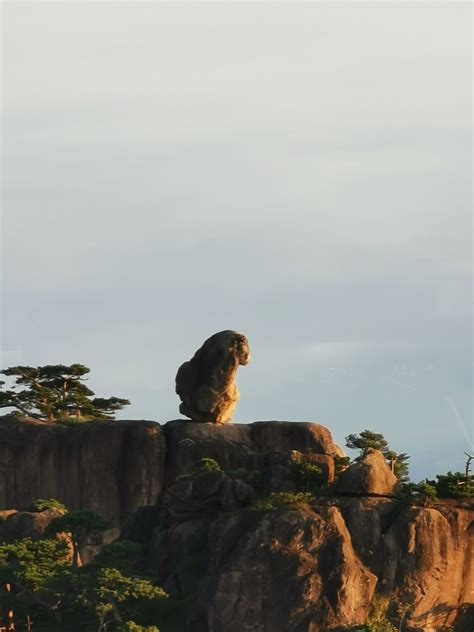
0;508;64;541
336;450;398;497
0;416;166;527
175;330;250;423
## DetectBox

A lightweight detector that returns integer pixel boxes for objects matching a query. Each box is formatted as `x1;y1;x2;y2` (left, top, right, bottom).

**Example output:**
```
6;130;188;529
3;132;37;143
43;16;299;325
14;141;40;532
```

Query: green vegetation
176;457;221;480
408;480;438;500
196;458;221;473
434;471;474;498
0;364;129;423
357;593;409;632
289;453;325;493
345;429;410;482
249;491;314;512
30;499;67;513
408;468;474;501
0;507;167;631
146;529;209;632
46;508;110;567
334;455;350;476
117;623;160;632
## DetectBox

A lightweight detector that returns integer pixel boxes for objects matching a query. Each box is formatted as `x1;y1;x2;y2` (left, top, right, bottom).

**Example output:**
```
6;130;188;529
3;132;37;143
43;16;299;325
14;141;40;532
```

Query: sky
1;2;472;480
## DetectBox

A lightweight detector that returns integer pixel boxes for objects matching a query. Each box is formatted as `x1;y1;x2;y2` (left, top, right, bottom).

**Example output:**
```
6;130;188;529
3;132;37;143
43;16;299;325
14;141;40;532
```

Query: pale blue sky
2;2;472;479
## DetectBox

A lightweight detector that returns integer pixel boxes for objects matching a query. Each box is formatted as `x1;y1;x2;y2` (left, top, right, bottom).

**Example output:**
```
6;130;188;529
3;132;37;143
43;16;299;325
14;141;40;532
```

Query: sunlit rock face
1;414;473;631
175;330;250;424
381;504;474;632
207;506;377;632
336;449;399;497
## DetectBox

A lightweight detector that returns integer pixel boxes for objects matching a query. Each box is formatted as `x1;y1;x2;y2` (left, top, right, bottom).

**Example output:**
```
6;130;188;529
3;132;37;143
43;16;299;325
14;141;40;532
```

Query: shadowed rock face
163;419;344;487
175;330;250;423
0;417;166;527
0;508;64;541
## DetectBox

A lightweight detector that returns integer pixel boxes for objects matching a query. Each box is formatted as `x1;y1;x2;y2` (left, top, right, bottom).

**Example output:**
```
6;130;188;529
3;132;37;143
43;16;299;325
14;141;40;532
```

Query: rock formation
163;419;343;486
0;507;64;541
207;507;377;632
1;414;473;631
0;416;166;526
175;330;250;423
336;449;399;496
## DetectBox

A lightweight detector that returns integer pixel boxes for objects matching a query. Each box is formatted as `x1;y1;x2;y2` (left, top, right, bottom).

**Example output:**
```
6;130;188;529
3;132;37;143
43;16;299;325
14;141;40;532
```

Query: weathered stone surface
0;508;64;541
163;420;344;486
381;504;474;632
0;416;166;527
2;413;473;631
175;330;250;423
207;506;377;632
333;496;396;574
264;451;335;493
250;421;345;457
78;527;120;565
162;470;254;522
336;449;398;497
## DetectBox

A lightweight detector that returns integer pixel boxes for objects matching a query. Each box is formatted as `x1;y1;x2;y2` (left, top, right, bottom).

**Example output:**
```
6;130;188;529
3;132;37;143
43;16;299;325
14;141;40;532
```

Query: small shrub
357;594;408;632
31;498;67;513
290;453;325;493
334;455;350;476
408;480;438;500
249;492;314;512
198;458;221;472
177;457;222;481
117;622;160;632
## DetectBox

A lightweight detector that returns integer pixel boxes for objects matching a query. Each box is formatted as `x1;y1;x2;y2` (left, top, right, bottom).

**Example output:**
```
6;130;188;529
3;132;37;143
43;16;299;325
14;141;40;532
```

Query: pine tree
345;429;410;482
0;364;129;423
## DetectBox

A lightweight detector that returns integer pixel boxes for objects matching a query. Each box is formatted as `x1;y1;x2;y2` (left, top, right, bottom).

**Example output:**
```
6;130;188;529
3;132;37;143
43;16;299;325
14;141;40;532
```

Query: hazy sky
2;2;472;479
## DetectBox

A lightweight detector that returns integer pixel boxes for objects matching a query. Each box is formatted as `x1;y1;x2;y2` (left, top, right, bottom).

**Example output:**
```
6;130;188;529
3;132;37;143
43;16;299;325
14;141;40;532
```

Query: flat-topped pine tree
0;364;129;423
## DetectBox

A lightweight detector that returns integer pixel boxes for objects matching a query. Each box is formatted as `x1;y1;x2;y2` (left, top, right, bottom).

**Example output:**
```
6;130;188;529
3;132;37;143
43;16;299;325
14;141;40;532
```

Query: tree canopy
0;503;167;631
46;509;111;567
0;364;129;423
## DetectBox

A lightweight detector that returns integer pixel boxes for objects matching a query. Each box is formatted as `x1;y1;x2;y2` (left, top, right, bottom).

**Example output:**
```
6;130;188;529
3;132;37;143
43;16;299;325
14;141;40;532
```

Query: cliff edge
0;415;472;631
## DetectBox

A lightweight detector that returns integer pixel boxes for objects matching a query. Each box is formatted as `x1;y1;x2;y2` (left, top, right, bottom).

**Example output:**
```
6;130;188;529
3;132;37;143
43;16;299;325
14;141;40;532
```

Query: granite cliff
0;415;472;631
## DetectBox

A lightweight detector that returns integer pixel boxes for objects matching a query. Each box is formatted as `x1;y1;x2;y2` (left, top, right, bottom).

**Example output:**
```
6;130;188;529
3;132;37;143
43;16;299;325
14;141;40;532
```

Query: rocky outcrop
0;507;64;541
381;504;474;632
0;507;119;565
144;490;473;631
207;506;377;632
163;420;343;486
175;330;250;423
1;415;473;631
336;449;398;497
0;416;166;526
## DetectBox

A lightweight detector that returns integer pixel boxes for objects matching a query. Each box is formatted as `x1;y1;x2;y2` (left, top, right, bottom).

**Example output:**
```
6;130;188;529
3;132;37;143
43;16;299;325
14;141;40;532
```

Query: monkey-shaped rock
175;330;250;424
